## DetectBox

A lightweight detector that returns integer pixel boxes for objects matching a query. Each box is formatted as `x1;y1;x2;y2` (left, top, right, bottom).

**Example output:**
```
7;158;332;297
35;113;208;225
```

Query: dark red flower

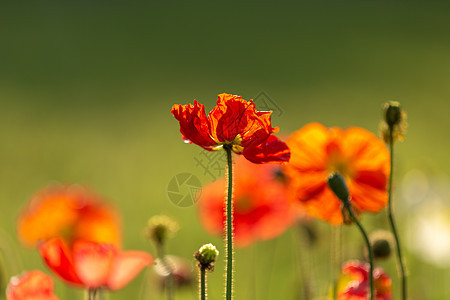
171;93;290;164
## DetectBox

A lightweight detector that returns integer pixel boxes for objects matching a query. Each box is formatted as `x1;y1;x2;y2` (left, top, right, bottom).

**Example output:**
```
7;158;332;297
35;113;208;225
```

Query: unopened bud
327;173;350;203
194;243;219;272
368;230;393;260
384;101;402;128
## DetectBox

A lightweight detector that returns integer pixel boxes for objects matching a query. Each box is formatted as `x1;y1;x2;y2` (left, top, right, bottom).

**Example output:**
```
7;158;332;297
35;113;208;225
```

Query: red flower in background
338;260;392;300
6;270;59;300
197;157;300;247
171;93;290;164
17;185;121;248
284;123;390;225
39;237;153;291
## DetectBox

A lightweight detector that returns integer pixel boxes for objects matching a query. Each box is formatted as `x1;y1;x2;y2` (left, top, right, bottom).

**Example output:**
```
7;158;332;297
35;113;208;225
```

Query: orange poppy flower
284;122;390;225
171;93;290;164
17;185;121;248
337;260;392;300
39;237;153;291
197;157;299;247
6;270;59;300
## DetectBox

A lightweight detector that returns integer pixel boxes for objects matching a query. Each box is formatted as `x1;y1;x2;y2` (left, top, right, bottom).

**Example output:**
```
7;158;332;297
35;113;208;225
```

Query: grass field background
1;1;450;299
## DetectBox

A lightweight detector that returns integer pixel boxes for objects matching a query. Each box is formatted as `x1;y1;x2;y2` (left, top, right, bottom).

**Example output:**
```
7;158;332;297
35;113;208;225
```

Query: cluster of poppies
6;93;404;300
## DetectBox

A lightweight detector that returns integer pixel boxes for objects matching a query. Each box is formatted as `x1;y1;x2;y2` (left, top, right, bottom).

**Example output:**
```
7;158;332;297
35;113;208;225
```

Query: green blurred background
1;1;450;299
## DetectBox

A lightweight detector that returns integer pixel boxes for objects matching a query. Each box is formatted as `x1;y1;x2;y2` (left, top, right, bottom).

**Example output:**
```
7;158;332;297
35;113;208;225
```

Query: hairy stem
387;129;407;300
200;267;206;300
224;146;234;300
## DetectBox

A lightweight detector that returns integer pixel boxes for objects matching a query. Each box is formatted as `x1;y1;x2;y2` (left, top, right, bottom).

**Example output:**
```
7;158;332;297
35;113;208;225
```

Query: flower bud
367;230;393;260
327;173;350;203
380;101;407;144
146;215;179;246
194;243;219;271
383;101;402;128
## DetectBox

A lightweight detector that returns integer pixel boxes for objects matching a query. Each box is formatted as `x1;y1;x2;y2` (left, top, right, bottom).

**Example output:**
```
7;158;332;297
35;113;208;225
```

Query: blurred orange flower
197;157;299;247
39;237;153;291
337;260;392;300
17;185;121;248
6;270;59;300
284;123;390;225
171;93;290;164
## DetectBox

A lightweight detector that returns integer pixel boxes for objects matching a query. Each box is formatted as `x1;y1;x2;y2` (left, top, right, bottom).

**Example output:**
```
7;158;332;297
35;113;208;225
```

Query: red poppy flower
171;93;290;164
6;270;59;300
337;260;392;300
197;157;300;247
17;185;121;248
39;237;153;291
284;122;390;225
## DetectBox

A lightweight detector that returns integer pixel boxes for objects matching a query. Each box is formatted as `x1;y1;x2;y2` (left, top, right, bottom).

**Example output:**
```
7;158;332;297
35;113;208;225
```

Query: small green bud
146;215;179;245
327;173;350;203
194;243;219;271
380;101;407;144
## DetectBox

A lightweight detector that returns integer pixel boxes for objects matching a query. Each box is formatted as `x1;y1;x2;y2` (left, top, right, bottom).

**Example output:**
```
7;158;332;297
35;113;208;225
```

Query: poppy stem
200;266;207;300
224;145;234;300
156;243;174;300
387;129;407;300
345;203;374;300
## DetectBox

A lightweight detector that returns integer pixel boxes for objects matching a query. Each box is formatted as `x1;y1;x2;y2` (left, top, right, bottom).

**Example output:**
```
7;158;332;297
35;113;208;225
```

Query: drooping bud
146;215;179;246
327;173;350;203
194;243;219;272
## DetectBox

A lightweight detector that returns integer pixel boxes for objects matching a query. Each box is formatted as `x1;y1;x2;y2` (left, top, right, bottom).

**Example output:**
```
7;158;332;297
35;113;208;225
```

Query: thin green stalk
200;267;206;300
224;146;234;300
387;130;407;300
157;244;174;300
345;204;374;300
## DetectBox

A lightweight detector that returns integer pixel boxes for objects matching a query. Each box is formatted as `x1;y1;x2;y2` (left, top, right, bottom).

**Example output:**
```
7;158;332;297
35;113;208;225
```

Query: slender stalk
345;204;374;300
200;267;206;300
156;243;174;300
387;129;407;300
224;145;234;300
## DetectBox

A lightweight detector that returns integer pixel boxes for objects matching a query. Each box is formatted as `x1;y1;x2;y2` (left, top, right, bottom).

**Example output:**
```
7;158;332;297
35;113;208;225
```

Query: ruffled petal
208;93;272;147
171;101;217;149
107;251;153;291
39;238;83;286
302;188;343;225
243;135;290;164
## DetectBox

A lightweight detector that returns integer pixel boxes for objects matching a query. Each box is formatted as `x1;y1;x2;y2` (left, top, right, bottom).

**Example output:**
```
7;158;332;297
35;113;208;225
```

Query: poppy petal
6;270;60;300
72;241;117;288
171;101;217;149
209;94;272;147
39;238;83;286
107;251;153;291
243;135;290;164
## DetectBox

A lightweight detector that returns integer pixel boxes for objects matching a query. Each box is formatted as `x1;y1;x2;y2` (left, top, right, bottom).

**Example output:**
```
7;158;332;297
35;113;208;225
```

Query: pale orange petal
73;241;117;288
107;251;153;291
302;188;343;225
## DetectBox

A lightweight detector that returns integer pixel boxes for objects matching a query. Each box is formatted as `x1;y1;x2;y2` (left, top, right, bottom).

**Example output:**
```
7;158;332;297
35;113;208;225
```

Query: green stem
157;243;174;300
200;267;206;300
387;129;407;300
224;146;234;300
345;204;374;300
